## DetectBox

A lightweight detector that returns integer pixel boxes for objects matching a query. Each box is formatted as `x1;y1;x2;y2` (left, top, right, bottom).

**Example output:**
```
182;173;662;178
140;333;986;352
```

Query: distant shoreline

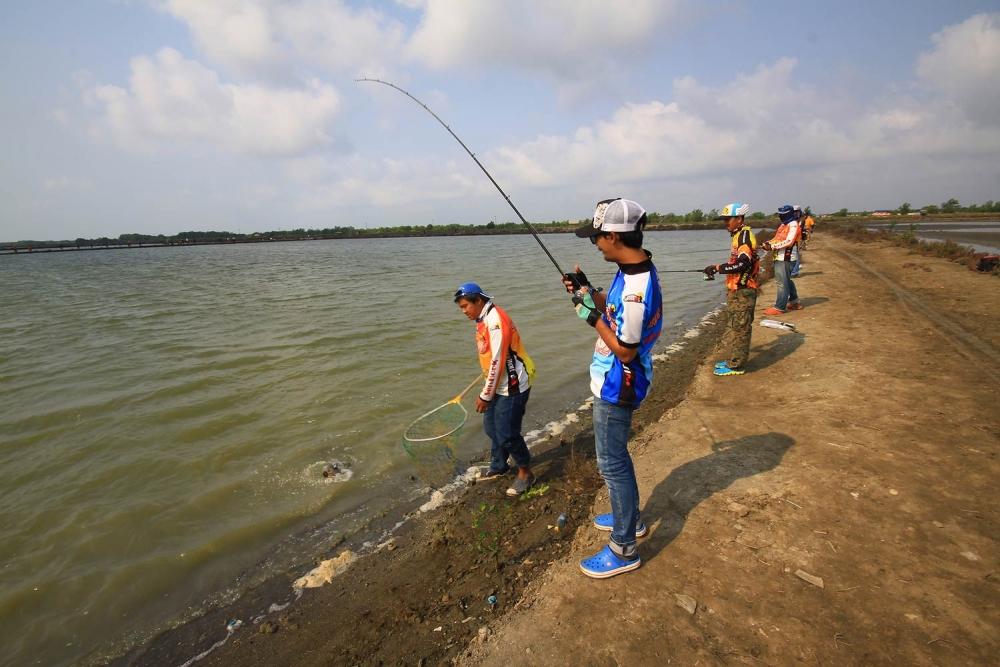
0;223;718;255
4;213;997;256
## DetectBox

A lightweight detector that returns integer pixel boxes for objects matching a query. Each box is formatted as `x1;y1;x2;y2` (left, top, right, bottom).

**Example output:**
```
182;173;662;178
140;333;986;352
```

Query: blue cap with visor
454;282;491;302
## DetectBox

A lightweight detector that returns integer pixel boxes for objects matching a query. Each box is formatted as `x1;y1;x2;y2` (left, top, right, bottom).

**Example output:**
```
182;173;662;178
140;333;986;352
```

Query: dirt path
459;235;999;666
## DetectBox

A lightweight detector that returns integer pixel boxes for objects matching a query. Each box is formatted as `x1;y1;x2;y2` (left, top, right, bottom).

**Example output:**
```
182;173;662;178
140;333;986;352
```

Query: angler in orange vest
703;202;760;376
455;282;536;496
802;210;816;247
762;204;803;315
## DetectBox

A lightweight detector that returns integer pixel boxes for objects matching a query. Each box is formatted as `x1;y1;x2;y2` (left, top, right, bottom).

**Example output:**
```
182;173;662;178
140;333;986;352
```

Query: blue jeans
483;388;531;472
593;397;639;557
790;254;801;276
774;261;799;311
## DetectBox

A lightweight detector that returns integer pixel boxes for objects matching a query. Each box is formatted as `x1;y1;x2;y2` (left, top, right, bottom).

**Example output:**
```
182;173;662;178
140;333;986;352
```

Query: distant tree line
829;197;1000;217
4;199;997;250
3;210;726;249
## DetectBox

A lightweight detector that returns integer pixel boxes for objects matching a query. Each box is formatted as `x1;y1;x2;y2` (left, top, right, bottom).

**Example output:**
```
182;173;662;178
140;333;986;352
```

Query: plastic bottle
759;319;796;332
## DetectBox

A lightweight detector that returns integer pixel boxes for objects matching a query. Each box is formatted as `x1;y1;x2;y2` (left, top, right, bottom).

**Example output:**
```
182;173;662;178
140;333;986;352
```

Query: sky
1;1;999;241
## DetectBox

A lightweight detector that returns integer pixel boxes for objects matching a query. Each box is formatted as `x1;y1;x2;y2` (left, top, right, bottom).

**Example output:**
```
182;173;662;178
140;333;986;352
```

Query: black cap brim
574;222;599;238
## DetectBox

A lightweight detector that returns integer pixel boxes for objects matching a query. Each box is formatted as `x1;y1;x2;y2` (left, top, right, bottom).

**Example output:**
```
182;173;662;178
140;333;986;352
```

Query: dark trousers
483;388;531;472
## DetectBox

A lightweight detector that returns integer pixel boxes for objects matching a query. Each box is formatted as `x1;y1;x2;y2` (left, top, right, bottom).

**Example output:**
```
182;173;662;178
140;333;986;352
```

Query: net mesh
402;401;468;488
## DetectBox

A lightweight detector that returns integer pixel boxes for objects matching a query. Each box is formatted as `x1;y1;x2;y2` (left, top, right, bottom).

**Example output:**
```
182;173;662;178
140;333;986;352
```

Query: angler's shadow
641;432;794;562
745;330;804;372
797;296;829;307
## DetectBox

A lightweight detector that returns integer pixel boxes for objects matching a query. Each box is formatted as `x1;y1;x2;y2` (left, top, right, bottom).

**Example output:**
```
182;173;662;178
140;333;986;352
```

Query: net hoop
402;401;468;443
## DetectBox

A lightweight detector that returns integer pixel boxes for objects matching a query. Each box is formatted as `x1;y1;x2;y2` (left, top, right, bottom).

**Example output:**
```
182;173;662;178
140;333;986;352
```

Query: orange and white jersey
475;302;535;400
770;220;800;262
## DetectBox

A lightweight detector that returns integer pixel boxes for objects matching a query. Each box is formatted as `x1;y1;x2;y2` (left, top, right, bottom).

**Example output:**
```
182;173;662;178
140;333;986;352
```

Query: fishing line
356;77;568;281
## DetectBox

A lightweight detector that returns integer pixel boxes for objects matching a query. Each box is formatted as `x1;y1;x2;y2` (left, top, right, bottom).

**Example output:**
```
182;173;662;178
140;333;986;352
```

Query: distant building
872;210;893;217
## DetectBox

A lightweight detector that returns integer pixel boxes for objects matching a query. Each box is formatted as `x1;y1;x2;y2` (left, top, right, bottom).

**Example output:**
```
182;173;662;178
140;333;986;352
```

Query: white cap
575;198;647;237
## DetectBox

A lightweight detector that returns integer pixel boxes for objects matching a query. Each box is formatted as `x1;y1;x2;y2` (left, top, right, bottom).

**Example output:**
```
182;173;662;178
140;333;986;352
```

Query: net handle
449;373;483;404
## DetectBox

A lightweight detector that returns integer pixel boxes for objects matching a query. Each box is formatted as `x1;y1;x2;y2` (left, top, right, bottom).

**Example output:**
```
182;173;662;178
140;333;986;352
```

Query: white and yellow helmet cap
718;202;751;218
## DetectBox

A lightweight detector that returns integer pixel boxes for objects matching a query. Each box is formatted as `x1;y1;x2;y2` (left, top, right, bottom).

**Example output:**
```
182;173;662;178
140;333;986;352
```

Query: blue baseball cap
454;282;491;302
777;204;796;223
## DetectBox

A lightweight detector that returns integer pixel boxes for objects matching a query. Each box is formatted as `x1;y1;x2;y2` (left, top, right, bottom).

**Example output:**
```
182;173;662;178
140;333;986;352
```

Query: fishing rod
355;77;568;281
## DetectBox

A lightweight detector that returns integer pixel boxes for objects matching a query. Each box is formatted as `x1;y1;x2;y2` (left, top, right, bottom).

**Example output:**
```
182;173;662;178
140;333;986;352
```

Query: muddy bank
114;310;728;666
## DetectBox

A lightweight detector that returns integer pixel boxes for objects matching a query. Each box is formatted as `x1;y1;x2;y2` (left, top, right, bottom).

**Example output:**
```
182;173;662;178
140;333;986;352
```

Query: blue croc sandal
714;364;745;376
591;513;648;538
714;360;730;368
579;545;641;579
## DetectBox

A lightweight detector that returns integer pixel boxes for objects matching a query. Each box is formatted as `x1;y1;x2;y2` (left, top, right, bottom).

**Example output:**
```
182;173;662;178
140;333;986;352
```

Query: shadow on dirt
746;331;805;372
641;432;795;563
797;295;830;307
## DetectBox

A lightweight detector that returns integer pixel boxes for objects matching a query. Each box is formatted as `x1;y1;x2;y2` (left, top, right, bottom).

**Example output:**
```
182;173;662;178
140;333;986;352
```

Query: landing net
402;401;468;488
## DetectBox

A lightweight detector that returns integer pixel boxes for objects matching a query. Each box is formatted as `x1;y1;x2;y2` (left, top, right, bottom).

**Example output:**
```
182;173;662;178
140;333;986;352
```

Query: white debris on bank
525;410;582;445
293;550;357;589
652;306;722;362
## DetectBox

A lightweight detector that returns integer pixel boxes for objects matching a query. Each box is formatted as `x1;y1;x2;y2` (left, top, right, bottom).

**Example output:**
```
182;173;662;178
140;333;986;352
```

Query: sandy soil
118;234;998;666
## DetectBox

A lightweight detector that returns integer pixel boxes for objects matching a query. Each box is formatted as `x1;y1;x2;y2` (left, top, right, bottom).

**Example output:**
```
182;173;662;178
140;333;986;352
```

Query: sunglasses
590;232;609;245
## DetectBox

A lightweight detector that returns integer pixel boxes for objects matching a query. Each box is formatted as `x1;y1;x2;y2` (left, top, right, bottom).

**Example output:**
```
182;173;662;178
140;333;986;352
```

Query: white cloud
70;7;1000;231
160;1;680;101
87;48;340;156
161;0;407;77
163;0;280;74
267;47;1000;220
482;55;1000;198
917;12;1000;126
405;1;679;84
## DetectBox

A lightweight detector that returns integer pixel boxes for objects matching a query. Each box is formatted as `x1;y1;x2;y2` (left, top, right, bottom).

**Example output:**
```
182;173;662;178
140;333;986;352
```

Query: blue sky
2;1;999;241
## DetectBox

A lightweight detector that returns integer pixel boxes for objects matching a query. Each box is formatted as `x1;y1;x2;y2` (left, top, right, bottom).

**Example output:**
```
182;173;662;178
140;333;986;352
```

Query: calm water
866;219;1000;253
0;231;728;666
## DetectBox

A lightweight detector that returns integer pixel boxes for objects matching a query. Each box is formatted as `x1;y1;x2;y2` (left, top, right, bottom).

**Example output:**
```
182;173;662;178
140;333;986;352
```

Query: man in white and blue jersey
563;198;663;578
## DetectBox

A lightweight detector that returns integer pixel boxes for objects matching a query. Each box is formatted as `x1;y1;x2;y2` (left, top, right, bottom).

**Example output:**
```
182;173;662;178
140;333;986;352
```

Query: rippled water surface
0;231;728;666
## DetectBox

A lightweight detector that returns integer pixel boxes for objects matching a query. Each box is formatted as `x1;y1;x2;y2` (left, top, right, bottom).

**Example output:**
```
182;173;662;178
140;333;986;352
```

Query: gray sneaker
505;474;535;497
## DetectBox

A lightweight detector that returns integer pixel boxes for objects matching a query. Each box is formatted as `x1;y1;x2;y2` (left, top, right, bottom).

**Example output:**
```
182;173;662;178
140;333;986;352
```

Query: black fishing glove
563;269;591;293
703;264;718;277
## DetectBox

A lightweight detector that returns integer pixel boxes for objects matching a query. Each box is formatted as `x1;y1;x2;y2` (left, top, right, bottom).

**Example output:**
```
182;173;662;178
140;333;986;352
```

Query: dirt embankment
461;234;999;666
119;233;998;666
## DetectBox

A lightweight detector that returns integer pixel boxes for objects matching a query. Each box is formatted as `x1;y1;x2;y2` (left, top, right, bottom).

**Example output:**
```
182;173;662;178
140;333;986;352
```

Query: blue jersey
590;256;662;408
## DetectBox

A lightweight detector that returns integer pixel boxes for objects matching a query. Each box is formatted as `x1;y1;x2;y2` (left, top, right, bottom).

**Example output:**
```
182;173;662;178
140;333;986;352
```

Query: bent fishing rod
356;78;714;281
356;77;570;280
